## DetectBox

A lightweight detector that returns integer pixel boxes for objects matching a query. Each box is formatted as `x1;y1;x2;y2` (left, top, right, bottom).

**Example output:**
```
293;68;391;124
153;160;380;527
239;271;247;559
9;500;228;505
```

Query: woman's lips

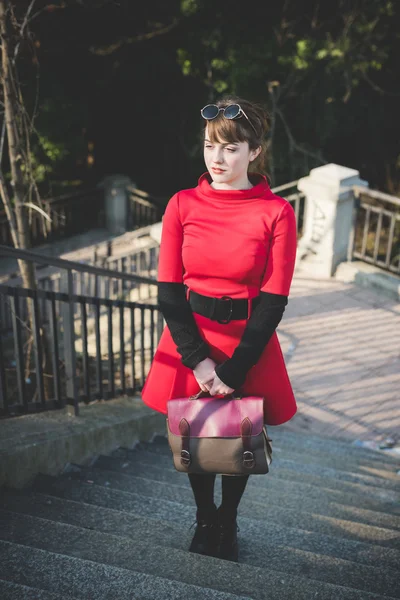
212;168;225;173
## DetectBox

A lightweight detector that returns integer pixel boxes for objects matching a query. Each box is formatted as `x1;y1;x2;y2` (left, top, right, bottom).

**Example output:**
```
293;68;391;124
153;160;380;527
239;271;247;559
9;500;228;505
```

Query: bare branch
29;41;41;130
29;2;67;26
311;1;320;30
12;0;36;64
275;106;327;165
0;111;5;159
90;18;180;55
266;81;279;185
360;69;400;97
24;201;52;221
0;169;19;246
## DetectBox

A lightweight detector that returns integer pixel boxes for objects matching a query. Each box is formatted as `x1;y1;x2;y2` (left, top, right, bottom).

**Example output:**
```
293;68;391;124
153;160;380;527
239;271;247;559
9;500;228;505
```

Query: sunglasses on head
200;103;257;136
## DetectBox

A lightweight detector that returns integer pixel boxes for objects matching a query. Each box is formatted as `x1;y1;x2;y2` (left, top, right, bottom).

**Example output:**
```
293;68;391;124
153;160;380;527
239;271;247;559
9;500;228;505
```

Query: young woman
141;95;298;562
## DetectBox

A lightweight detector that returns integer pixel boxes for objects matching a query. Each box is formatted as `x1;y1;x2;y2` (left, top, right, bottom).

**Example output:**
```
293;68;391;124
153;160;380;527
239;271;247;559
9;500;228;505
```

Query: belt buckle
216;295;233;324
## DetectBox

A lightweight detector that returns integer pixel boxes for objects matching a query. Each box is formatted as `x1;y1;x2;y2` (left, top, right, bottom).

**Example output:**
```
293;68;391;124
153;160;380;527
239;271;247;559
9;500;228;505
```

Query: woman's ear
250;145;262;162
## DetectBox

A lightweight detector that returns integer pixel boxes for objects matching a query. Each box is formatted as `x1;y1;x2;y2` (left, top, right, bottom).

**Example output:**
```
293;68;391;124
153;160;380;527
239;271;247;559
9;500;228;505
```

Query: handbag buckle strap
179;418;191;467
180;449;191;467
241;417;255;469
242;450;255;469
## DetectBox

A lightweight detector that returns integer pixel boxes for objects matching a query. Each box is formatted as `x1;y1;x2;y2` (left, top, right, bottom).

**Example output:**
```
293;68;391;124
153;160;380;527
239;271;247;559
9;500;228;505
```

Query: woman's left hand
209;370;235;396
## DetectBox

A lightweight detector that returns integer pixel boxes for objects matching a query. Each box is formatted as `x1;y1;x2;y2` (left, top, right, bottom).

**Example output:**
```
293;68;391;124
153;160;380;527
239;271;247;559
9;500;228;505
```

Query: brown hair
201;94;270;177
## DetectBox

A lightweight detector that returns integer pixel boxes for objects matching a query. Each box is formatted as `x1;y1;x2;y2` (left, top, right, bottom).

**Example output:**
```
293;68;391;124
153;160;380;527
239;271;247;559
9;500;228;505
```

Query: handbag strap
179;418;191;467
241;416;255;469
189;388;243;401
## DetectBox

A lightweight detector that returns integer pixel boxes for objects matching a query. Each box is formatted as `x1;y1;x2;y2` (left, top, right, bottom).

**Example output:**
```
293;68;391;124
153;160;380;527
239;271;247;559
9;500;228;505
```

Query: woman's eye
204;145;236;152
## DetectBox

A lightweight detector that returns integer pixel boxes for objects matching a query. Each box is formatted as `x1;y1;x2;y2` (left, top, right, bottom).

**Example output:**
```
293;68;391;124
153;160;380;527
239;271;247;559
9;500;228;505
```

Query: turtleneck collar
196;171;271;200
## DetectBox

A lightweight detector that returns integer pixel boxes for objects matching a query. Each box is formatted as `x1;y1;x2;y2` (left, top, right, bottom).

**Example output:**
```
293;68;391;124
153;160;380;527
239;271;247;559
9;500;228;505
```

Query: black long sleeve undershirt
214;291;288;390
158;282;288;388
157;281;210;369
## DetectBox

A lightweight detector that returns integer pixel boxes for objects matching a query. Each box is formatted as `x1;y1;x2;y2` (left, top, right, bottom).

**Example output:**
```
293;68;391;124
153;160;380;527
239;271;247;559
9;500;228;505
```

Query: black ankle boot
217;506;239;562
188;504;219;558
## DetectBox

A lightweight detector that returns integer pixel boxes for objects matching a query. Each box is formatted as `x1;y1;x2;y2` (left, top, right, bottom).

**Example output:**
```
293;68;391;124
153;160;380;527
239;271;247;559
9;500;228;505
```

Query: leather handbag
166;389;272;475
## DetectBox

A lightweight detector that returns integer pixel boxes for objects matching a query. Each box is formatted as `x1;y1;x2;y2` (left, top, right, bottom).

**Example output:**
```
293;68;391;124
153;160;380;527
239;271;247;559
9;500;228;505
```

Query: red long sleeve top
157;171;298;389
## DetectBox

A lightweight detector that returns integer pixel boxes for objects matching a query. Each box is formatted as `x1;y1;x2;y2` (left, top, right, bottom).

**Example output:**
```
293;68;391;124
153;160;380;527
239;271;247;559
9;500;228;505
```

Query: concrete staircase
0;428;399;599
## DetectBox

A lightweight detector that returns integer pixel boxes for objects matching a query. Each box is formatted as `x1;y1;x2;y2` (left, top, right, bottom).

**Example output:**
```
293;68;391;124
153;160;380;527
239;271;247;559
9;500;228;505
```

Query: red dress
141;172;298;425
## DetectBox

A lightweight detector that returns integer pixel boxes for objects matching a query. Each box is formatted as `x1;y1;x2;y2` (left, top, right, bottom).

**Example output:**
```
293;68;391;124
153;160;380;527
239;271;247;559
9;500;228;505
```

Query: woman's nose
212;148;224;163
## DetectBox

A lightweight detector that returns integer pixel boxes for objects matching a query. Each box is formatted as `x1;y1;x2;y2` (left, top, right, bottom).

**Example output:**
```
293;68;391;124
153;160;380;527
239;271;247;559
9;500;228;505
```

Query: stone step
137;436;400;479
126;442;400;487
68;463;400;547
92;453;400;516
31;474;400;549
265;428;400;465
0;579;76;600
111;446;400;496
261;455;400;490
0;540;253;600
3;489;400;574
0;512;398;600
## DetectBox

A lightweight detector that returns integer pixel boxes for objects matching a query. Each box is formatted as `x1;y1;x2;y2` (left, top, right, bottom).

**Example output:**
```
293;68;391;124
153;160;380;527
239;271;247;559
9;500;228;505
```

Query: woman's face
203;124;261;187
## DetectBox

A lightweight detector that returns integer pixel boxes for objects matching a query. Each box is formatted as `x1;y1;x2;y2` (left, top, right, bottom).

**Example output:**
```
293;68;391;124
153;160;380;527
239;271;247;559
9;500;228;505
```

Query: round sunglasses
200;103;257;135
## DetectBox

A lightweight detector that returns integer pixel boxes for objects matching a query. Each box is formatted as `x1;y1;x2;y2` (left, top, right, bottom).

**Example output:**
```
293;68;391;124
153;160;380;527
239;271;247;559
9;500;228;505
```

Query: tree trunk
0;0;36;289
0;1;54;400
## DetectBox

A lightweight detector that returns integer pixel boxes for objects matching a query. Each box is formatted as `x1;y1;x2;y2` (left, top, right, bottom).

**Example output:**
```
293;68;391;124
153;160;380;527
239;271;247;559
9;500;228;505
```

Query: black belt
186;286;260;324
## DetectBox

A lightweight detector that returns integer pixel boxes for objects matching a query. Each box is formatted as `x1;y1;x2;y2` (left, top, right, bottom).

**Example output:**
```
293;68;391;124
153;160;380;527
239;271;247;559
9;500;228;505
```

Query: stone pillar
296;163;369;278
100;175;133;235
149;222;162;244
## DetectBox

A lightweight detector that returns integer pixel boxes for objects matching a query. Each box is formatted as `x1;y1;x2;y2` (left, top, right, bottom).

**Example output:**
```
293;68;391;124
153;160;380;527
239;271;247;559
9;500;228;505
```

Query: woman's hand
209;372;235;396
193;357;235;396
193;357;218;392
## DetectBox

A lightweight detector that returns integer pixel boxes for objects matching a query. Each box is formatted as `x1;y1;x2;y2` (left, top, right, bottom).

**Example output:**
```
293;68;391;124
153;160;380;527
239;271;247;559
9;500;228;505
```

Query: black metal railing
127;185;166;229
349;186;400;275
0;182;166;248
0;187;105;247
0;232;160;336
0;223;159;283
0;245;162;419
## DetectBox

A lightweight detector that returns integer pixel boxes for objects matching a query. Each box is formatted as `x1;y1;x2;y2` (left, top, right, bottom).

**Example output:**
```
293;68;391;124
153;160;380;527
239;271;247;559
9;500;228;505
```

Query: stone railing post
99;174;133;235
149;221;162;245
295;163;368;278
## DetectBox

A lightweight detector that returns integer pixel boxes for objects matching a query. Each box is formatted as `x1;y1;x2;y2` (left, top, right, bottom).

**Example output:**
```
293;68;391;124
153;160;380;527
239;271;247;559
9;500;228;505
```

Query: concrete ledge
0;396;166;490
334;260;400;301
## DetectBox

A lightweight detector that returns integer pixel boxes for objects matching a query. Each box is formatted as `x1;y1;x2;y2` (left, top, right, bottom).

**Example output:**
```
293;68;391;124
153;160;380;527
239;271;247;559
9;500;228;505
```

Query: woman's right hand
193;357;217;393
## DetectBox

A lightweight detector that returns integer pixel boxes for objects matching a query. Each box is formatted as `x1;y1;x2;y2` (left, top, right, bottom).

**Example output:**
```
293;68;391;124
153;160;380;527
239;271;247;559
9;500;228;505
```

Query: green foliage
293;39;314;70
180;0;201;17
177;48;192;76
15;0;399;195
27;136;68;183
38;136;68;163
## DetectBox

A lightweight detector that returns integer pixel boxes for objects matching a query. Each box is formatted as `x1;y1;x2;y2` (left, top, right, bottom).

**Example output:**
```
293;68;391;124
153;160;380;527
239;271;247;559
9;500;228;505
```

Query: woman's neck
211;177;254;191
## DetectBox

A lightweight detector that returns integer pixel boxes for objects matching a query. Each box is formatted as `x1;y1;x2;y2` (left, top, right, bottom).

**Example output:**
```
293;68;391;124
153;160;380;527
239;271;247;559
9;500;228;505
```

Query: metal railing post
61;268;78;415
347;190;360;262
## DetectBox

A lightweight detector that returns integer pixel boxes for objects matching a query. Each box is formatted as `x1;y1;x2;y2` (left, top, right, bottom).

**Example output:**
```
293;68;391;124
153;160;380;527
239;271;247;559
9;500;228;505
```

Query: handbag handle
189;388;243;401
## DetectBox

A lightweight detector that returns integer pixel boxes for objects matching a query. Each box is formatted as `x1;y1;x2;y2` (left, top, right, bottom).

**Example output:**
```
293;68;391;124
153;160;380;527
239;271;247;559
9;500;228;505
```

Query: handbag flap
167;396;265;437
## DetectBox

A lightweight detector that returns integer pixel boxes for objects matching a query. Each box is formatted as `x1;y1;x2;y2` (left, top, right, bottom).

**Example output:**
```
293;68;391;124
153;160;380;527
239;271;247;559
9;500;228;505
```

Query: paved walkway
275;264;400;447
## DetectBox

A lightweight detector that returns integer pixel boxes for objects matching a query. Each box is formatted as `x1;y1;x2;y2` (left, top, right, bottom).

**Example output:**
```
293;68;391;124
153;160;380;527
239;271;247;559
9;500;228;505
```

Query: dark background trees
4;0;400;200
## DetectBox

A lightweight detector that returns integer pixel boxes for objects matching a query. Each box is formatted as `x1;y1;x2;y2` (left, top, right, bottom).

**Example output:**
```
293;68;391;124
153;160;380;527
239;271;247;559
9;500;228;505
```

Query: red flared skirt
141;311;297;426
